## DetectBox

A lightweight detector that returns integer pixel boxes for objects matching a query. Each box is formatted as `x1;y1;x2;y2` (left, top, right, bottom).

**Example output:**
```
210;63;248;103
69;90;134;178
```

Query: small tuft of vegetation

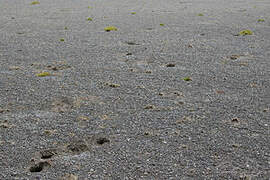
257;19;265;22
160;23;165;26
87;17;93;21
104;26;118;32
197;13;204;16
36;72;51;77
64;27;68;30
60;38;65;41
131;12;136;15
31;1;40;5
183;77;192;81
239;30;253;36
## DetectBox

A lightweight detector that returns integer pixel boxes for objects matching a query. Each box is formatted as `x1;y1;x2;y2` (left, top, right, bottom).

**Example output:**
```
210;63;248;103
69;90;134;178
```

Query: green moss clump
64;27;68;30
257;19;265;22
160;23;165;26
87;17;93;21
131;12;136;15
197;13;204;16
60;38;65;41
239;30;253;36
104;26;118;32
183;77;192;81
36;72;51;77
31;1;40;5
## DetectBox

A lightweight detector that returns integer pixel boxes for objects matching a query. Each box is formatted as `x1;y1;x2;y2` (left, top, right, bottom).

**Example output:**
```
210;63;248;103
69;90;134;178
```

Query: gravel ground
0;0;270;179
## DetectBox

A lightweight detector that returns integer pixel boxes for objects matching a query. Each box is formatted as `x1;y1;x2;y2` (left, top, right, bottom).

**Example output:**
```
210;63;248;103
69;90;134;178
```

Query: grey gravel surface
0;0;270;179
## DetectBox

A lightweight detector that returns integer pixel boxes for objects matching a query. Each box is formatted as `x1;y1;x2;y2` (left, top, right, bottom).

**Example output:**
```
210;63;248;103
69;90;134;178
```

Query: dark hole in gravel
178;101;184;105
125;41;139;45
126;52;132;56
96;137;110;145
230;55;240;60
29;162;50;173
144;131;151;136
166;64;175;67
231;118;239;123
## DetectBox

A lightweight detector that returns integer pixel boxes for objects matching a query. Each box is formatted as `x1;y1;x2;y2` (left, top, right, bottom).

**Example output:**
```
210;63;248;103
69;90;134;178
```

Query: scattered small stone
158;92;164;96
60;174;78;180
8;66;21;71
230;55;240;60
0;121;11;128
239;62;248;66
176;101;184;105
239;174;252;180
77;116;90;121
144;105;155;109
176;116;192;124
105;82;120;88
145;70;152;73
44;130;55;136
181;144;188;149
126;52;132;56
232;143;240;148
216;90;225;94
0;108;10;113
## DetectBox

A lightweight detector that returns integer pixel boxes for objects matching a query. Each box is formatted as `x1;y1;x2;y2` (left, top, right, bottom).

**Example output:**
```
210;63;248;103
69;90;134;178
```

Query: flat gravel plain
0;0;270;179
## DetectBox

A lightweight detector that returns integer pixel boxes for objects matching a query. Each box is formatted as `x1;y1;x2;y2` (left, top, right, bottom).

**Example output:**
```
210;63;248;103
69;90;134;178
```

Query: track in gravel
0;0;269;179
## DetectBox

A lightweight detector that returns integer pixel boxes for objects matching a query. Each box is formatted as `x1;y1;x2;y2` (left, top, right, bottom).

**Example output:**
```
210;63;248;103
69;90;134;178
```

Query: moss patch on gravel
239;30;253;35
36;72;51;77
104;26;118;32
183;77;192;81
31;1;40;5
